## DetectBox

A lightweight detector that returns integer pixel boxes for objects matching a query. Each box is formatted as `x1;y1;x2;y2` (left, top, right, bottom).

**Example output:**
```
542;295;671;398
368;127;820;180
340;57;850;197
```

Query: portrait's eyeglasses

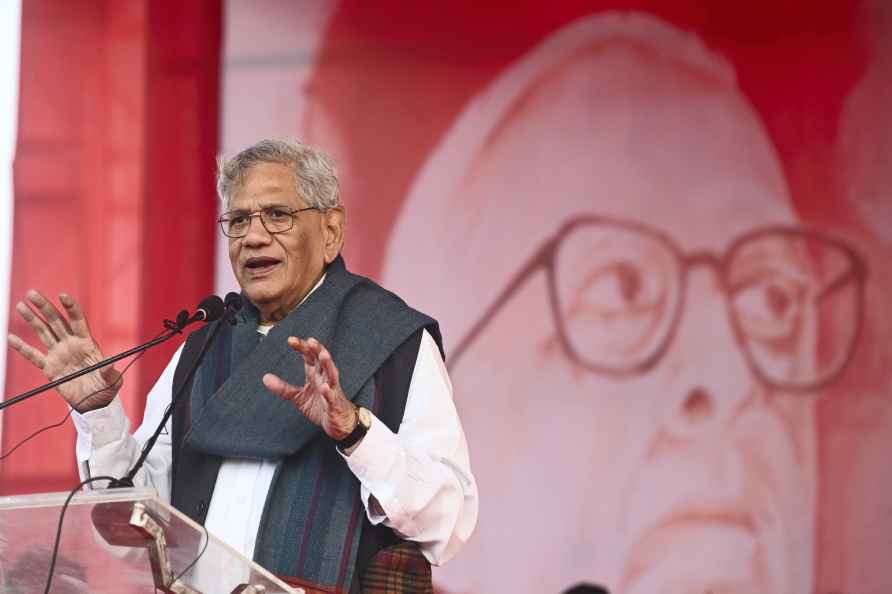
217;205;318;238
450;216;867;393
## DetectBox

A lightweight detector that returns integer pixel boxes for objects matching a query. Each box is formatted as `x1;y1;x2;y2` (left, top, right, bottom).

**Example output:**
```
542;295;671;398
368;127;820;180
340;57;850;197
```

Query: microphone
115;294;241;486
166;295;225;331
223;292;243;324
194;295;225;323
224;292;243;314
0;295;225;412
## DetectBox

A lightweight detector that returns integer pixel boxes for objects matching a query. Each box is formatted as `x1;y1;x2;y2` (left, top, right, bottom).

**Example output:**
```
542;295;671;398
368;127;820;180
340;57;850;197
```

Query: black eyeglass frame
449;215;867;394
217;206;319;238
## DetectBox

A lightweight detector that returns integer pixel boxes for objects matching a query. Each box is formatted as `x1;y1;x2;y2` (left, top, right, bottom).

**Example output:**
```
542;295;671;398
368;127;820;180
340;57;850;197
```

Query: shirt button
196;499;207;515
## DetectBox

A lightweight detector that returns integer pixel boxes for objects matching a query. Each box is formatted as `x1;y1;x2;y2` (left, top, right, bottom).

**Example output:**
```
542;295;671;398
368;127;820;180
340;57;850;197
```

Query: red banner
283;3;890;593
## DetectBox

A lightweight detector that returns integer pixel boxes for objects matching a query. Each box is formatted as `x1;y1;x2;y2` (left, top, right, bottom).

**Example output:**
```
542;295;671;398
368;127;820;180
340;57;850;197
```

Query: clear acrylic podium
0;487;302;593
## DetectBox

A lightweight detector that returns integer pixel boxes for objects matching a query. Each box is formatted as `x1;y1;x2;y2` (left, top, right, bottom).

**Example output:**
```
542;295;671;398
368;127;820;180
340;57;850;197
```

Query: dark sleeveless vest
169;256;442;593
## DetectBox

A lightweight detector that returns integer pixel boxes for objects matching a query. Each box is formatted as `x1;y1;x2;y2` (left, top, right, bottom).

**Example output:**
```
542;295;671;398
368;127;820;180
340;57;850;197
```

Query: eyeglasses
450;215;867;392
217;205;318;238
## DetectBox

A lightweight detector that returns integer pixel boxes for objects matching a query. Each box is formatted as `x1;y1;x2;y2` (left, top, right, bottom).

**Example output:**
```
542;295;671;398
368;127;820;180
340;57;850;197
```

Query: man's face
227;162;333;322
400;50;817;594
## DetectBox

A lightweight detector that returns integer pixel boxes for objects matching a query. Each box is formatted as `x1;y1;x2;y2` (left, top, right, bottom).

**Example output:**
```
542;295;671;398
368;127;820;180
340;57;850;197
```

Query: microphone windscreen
196;295;225;322
224;292;244;313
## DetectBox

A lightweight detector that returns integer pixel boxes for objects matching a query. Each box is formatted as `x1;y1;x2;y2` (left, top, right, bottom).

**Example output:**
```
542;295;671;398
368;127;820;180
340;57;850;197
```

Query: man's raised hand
262;336;357;441
7;290;122;412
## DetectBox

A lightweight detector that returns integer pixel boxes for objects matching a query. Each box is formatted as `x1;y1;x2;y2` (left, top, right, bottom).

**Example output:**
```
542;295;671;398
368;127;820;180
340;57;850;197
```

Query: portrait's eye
559;257;671;366
732;274;807;344
570;260;656;321
553;224;681;370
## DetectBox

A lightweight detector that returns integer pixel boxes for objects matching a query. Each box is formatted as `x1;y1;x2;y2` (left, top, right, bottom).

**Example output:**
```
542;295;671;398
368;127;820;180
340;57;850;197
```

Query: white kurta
72;327;477;567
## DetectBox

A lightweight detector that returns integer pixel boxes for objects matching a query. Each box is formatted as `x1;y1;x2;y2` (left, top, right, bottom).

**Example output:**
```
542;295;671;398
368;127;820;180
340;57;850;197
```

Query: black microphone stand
0;316;193;413
112;296;242;487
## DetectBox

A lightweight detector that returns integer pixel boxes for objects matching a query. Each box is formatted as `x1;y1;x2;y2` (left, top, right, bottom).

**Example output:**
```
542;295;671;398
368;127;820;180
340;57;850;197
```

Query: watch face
357;406;373;429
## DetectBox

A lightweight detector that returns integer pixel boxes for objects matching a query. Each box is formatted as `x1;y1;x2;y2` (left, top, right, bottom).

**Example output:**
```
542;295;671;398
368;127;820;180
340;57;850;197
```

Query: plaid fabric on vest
278;543;431;594
359;543;433;594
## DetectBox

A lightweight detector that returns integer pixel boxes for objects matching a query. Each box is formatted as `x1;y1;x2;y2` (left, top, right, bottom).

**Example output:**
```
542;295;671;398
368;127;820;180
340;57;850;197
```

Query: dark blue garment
171;256;441;591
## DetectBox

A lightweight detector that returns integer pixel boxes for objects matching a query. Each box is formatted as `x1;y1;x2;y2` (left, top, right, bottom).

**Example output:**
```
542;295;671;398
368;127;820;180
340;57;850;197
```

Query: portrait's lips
242;256;281;277
621;502;769;594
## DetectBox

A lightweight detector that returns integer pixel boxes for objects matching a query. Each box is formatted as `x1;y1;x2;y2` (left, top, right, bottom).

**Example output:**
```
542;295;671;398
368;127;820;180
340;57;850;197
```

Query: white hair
216;139;340;210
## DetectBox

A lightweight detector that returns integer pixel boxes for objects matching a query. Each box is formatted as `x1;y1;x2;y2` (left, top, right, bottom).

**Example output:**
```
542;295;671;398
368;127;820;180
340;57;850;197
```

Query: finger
306;337;325;355
59;293;92;338
318;348;340;389
288;336;313;360
8;333;47;370
300;337;323;357
287;336;319;365
318;382;346;409
286;338;320;392
306;338;329;371
287;336;309;356
27;289;72;339
305;360;324;393
15;300;57;348
262;372;303;401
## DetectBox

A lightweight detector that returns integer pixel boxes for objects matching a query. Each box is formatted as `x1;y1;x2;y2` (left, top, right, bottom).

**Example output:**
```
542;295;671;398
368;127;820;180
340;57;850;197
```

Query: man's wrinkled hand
7;290;122;413
262;336;357;440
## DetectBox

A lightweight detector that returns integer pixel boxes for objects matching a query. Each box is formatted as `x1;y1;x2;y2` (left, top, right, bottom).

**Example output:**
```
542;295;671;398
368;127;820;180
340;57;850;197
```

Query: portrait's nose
657;267;763;439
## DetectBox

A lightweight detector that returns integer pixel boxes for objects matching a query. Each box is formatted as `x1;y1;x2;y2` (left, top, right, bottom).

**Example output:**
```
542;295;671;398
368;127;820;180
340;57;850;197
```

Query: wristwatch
337;405;372;451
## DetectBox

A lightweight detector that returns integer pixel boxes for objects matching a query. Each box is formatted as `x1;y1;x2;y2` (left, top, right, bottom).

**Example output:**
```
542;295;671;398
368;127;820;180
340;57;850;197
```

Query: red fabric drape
0;0;220;496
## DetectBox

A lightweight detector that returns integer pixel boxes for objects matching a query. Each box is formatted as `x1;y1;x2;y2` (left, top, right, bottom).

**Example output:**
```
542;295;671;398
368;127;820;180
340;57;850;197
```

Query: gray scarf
182;256;440;590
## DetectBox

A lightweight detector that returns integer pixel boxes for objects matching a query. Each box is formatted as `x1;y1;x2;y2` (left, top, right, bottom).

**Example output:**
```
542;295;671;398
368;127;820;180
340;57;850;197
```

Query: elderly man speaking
7;139;477;593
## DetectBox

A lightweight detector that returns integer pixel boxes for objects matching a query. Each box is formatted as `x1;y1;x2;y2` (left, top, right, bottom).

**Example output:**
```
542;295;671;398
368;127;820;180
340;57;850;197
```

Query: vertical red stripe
137;0;221;404
336;496;364;591
296;469;327;574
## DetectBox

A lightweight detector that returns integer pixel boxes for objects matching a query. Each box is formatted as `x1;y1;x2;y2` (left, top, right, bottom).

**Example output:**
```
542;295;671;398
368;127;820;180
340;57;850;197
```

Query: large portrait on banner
224;2;892;593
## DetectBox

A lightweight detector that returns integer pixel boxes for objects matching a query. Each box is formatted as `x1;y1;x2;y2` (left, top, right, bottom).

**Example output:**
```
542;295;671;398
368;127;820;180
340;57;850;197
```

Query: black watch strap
337;406;370;451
